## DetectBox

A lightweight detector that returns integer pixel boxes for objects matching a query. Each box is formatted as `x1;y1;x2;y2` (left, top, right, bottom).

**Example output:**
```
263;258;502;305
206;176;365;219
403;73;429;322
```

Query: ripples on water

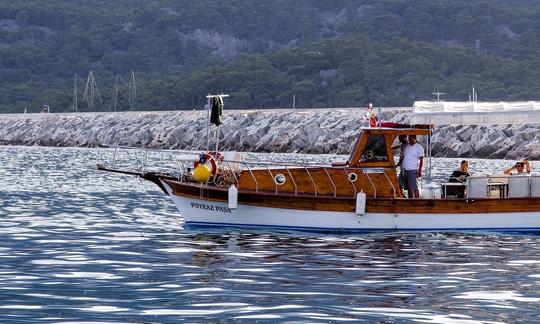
0;146;539;323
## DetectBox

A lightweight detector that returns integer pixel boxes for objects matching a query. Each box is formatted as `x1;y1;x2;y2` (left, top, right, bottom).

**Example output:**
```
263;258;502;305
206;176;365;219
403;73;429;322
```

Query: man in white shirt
398;135;424;198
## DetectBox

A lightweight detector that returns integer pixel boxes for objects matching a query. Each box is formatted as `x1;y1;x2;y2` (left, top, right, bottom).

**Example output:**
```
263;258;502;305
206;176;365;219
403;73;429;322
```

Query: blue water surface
0;146;539;323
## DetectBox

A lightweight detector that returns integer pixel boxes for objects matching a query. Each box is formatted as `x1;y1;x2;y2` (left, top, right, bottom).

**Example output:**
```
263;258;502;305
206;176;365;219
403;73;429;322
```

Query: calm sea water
0;146;539;323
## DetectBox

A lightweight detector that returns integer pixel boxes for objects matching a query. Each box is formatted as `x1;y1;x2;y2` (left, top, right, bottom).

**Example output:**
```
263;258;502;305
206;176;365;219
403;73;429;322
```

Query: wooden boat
98;100;540;232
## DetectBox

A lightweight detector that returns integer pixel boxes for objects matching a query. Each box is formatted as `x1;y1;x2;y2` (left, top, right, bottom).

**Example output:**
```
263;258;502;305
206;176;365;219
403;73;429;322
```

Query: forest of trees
1;0;540;113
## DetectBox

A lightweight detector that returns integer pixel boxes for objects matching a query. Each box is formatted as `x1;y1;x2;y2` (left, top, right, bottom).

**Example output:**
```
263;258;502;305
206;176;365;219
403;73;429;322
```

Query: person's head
408;135;417;145
460;160;469;172
398;135;407;144
516;162;525;172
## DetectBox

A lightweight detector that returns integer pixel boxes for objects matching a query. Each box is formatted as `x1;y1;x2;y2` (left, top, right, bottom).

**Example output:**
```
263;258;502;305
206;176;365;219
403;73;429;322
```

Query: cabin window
360;135;388;162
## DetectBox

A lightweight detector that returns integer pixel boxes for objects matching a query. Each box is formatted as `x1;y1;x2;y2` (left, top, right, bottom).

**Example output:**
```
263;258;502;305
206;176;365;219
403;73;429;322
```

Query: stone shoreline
0;109;538;159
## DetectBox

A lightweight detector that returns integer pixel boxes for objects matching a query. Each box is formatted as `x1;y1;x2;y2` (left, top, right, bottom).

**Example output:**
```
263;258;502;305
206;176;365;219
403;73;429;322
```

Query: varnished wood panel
348;130;369;167
237;167;400;198
384;134;397;165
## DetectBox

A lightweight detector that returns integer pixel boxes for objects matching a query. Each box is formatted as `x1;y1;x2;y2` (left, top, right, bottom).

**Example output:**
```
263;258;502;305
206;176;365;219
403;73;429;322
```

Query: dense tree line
1;0;540;112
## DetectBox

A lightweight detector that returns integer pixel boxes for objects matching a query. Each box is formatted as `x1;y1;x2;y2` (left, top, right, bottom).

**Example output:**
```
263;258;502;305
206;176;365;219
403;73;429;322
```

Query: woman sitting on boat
449;160;470;183
504;160;531;175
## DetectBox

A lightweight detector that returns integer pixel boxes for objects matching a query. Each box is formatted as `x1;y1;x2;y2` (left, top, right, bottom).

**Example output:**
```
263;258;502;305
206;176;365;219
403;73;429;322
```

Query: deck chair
508;176;530;197
466;176;488;198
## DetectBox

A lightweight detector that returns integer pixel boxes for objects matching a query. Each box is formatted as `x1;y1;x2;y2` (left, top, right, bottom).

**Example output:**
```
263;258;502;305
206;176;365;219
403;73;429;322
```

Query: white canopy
412;101;540;125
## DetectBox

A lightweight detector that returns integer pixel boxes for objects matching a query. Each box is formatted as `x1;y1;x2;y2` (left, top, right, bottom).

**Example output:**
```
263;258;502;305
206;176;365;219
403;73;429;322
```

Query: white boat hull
163;184;540;232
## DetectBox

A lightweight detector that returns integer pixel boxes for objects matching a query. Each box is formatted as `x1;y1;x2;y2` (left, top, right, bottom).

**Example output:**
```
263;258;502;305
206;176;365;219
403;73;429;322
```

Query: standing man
399;135;424;198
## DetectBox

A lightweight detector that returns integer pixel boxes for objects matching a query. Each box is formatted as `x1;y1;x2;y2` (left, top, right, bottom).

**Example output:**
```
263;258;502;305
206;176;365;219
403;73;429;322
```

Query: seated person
449;160;471;183
504;160;531;175
444;160;470;198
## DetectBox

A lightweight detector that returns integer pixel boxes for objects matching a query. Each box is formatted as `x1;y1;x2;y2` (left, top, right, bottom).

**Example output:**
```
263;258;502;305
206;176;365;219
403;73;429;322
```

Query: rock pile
0;109;366;153
0;109;538;159
431;124;540;159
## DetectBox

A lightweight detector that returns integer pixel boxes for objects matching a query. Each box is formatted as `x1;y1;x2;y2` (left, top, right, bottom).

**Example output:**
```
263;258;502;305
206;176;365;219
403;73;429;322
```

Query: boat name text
191;202;233;213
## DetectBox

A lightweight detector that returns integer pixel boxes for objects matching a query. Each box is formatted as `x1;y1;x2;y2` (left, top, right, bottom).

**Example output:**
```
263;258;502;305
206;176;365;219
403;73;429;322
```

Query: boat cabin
346;127;430;168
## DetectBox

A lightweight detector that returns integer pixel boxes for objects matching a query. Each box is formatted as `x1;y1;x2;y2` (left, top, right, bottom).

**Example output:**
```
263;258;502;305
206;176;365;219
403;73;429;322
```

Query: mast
432;91;445;102
73;74;78;112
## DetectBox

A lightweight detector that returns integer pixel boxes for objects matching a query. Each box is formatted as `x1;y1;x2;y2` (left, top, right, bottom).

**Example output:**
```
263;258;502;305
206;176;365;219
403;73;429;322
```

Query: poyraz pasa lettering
191;202;232;213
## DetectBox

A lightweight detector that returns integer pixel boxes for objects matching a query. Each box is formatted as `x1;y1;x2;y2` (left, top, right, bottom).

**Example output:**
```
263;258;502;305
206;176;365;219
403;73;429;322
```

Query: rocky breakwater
0;109;539;159
431;124;540;159
0;109;369;154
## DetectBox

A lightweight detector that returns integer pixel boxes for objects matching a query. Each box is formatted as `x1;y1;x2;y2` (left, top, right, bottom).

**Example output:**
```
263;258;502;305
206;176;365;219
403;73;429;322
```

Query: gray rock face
0;109;538;159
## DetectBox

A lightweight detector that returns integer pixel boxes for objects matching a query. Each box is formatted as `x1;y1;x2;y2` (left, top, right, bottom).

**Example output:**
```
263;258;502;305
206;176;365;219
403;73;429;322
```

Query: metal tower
113;71;137;111
82;71;103;112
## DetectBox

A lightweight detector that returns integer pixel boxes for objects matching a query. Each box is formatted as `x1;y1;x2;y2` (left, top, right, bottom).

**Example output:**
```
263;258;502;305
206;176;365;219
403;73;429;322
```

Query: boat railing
382;171;397;198
363;172;376;198
285;165;298;196
101;146;540;200
209;160;396;199
100;146;398;199
187;155;395;199
304;166;318;197
323;167;337;198
265;165;278;194
244;163;259;192
224;160;240;184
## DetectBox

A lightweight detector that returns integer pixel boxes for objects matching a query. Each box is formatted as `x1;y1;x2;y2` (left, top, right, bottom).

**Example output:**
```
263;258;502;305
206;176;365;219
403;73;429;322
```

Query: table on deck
488;182;508;198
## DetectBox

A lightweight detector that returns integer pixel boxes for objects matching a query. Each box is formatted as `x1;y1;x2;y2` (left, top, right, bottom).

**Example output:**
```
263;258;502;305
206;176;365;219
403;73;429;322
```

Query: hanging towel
210;96;223;126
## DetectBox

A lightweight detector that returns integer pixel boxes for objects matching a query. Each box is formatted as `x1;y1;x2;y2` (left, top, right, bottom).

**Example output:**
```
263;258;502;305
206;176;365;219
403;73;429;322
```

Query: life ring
194;153;218;176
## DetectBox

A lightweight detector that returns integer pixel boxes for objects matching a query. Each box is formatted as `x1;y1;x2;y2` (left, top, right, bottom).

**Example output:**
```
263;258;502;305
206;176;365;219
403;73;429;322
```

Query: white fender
356;191;366;215
228;184;238;210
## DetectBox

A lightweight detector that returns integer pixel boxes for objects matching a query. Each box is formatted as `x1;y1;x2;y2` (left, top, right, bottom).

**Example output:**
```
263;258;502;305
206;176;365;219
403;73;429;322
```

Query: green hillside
1;0;540;112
